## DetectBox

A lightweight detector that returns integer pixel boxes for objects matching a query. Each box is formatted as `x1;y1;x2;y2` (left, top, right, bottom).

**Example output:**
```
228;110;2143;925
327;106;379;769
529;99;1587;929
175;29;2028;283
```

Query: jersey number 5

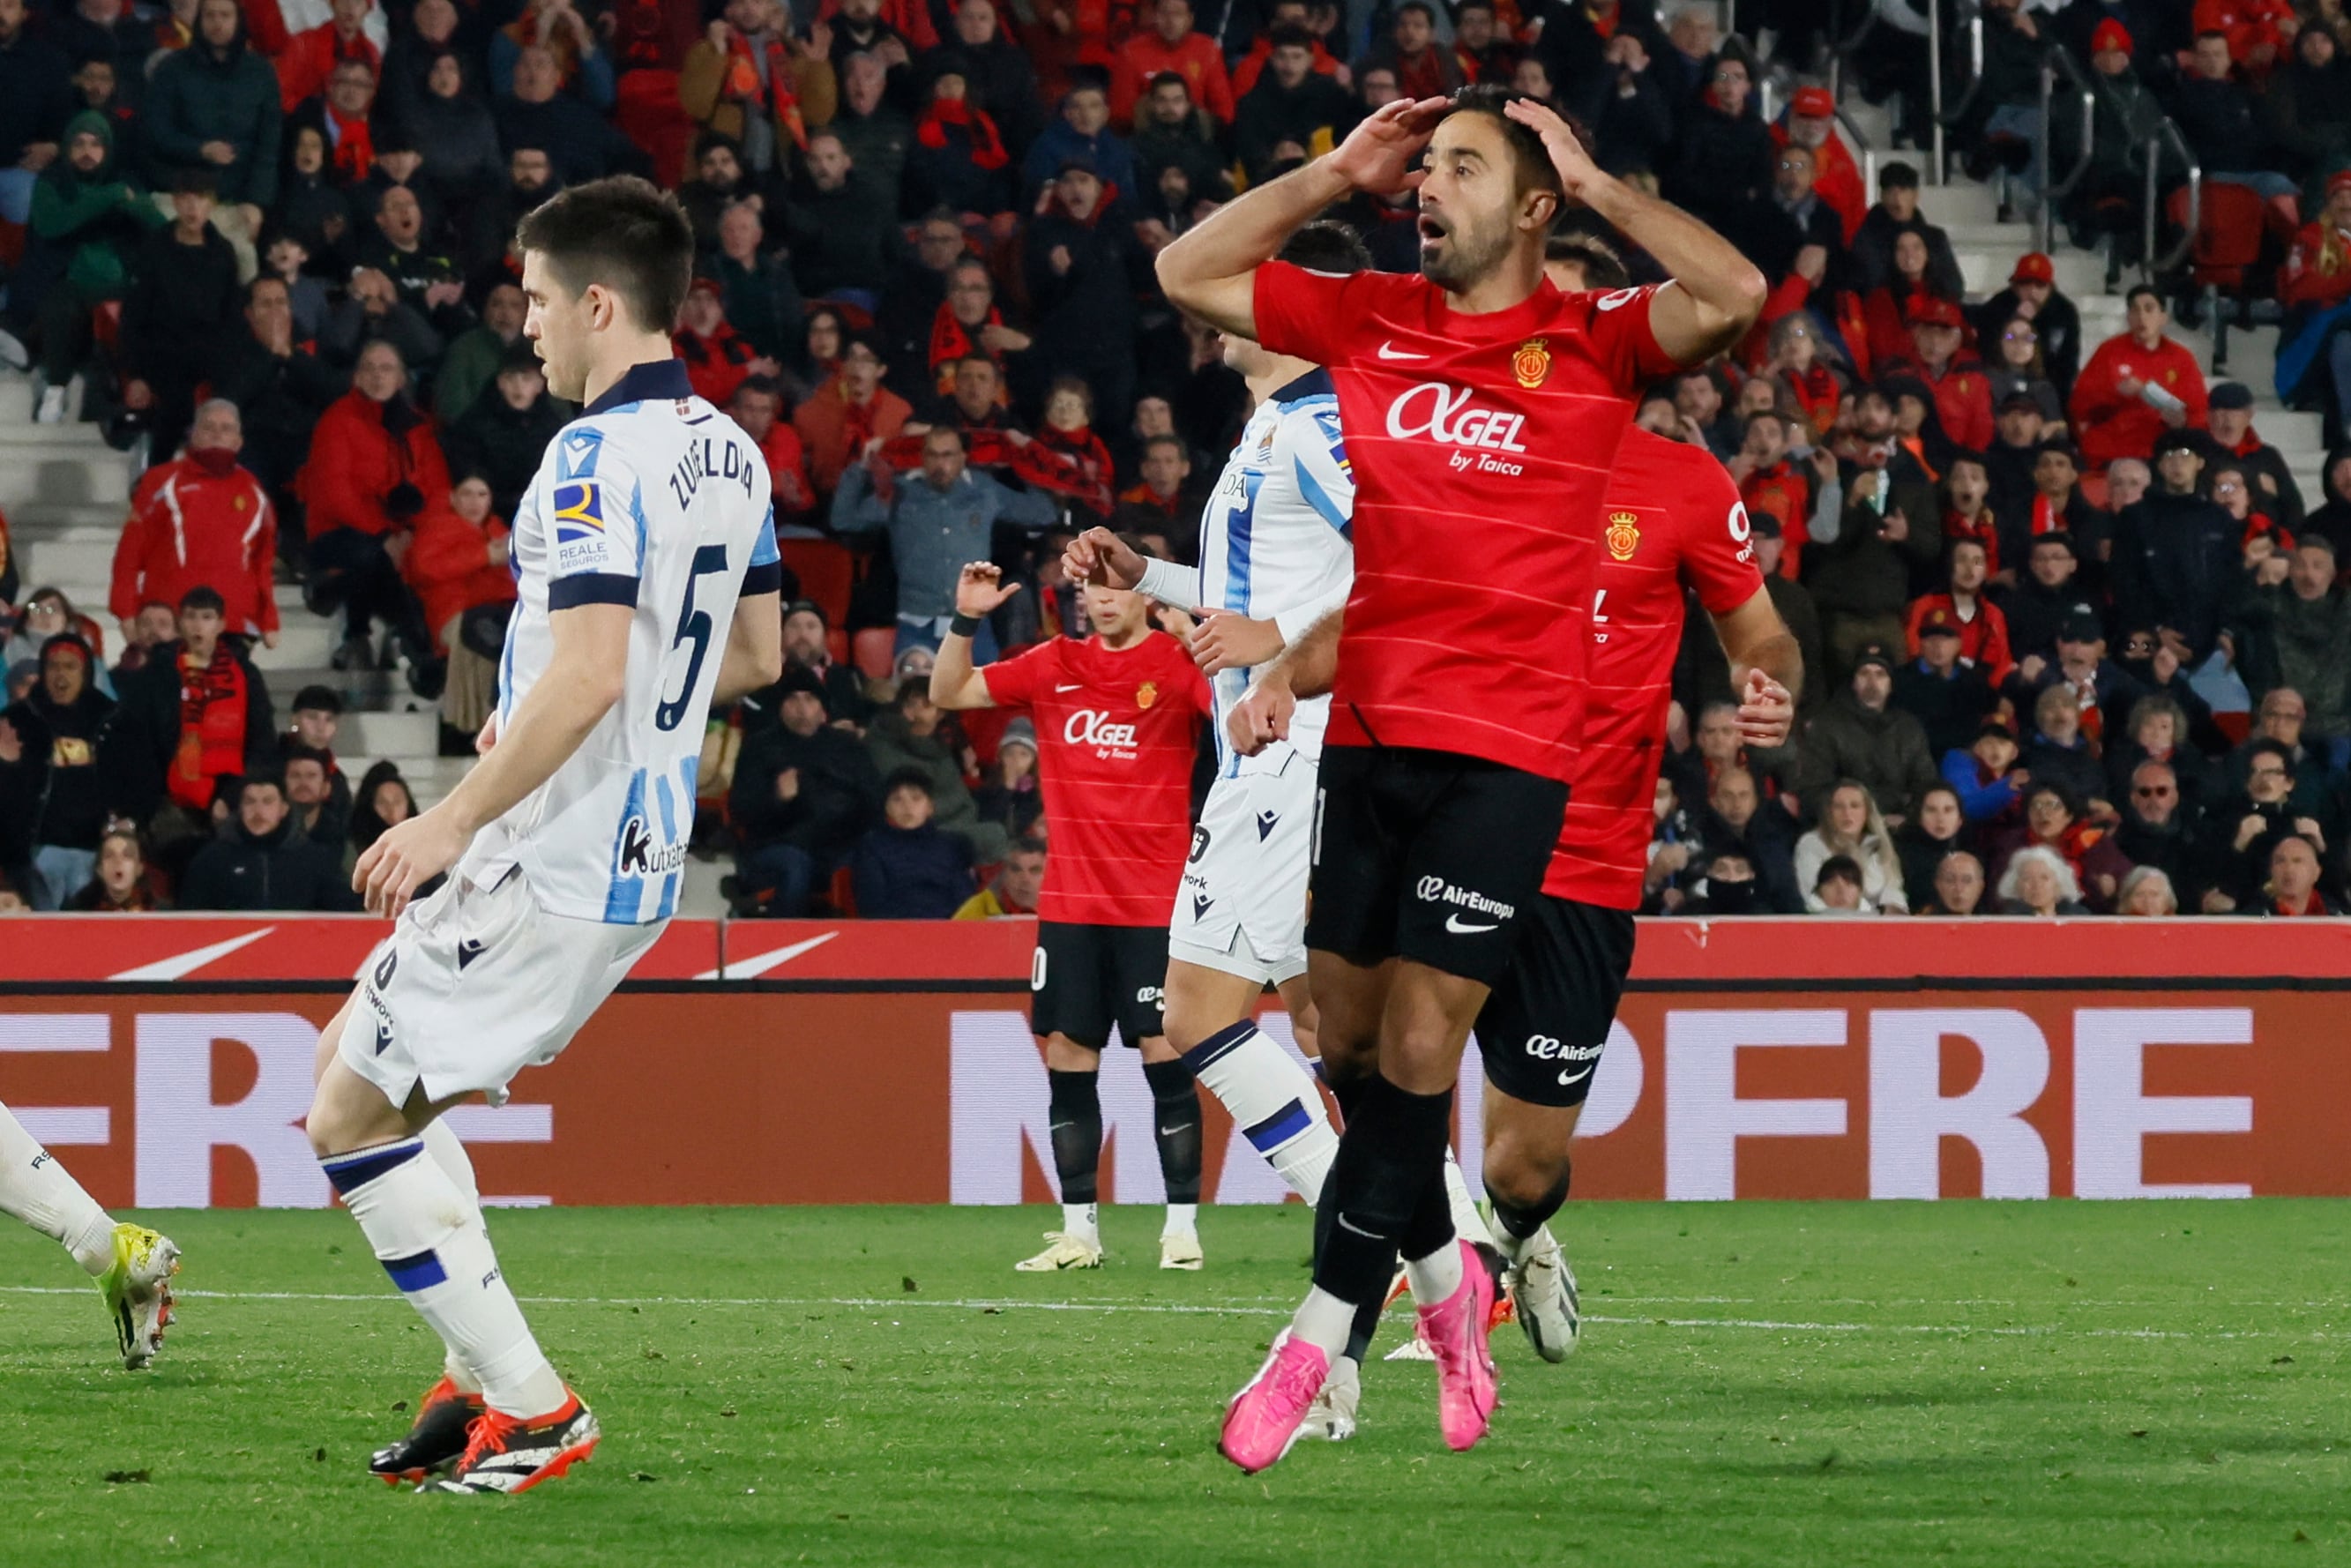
656;544;730;732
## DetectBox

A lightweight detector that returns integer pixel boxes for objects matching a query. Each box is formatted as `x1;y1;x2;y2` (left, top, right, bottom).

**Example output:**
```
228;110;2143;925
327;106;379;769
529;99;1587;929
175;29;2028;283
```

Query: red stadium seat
853;626;897;680
826;626;849;666
2168;183;2267;372
779;538;855;627
826;863;857;916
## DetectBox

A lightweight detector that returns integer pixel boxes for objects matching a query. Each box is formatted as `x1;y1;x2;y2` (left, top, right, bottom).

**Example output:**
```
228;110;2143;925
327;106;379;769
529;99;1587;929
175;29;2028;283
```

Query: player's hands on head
1227;673;1295;757
955;561;1023;617
1063;526;1146;590
1502;96;1604;202
1325;96;1449;197
353;810;467;922
1735;668;1795;749
1189;608;1285;676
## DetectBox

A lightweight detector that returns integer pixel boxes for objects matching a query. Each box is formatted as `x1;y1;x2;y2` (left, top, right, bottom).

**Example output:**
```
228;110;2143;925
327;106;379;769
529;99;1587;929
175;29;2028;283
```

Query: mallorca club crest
1511;337;1552;390
1604;511;1641;562
1136;681;1159;710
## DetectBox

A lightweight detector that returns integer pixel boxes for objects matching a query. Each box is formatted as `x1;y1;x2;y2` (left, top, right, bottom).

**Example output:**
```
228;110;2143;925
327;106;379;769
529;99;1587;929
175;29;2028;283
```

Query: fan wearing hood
0;634;131;908
26;109;166;399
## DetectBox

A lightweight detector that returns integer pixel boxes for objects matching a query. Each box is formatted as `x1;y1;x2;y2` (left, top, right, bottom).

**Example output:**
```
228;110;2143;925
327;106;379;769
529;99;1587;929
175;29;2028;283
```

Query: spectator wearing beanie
1892;606;2000;758
2204;380;2304;529
108;399;280;648
26;110;165;421
1799;646;1938;824
299;337;451;672
280;683;352;821
852;766;976;918
0;634;129;907
2071;287;2208;472
728;663;880;915
1024;154;1143;431
745;599;869;731
2108;432;2237;665
928;0;1044;162
972;713;1043;842
444;345;567;522
2005;441;2103;571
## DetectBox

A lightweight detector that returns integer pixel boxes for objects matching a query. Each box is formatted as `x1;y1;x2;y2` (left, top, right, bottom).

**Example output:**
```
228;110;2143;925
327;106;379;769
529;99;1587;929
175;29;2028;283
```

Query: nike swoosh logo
1557;1063;1596;1087
1377;341;1427;361
1444;915;1500;934
1056;683;1083;692
1159;1124;1190;1137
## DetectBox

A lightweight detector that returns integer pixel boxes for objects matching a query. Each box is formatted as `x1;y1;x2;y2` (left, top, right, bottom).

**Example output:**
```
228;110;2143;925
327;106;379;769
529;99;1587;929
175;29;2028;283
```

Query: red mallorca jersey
981;631;1210;926
1544;429;1767;908
1252;263;1680;782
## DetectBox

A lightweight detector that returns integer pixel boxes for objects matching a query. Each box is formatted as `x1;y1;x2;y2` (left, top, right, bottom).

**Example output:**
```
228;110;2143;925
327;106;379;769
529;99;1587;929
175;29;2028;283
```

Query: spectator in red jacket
274;0;381;112
109;399;280;649
1773;86;1864;242
400;474;514;656
1109;0;1234;125
2277;172;2351;433
298;339;450;673
2071;286;2209;470
730;376;815;526
675;277;775;409
1907;534;2016;684
1898;295;1994;452
794;331;914;495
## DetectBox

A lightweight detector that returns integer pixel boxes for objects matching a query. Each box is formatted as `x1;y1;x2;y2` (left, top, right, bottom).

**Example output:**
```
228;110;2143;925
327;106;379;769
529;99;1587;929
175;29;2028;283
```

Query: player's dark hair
2247;737;2295;773
1815;854;1862;889
240;771;287;800
1542;230;1629;289
1141;433;1187;457
1010;836;1047;859
1945;448;1988;472
1265;22;1314;48
922;425;969;451
1879;160;1920;190
177;585;226;615
1443;84;1565;205
513;175;696;332
733;373;785;404
282;743;333;772
2125;283;2163;311
1149;69;1188;93
883;765;936;798
1276;219;1372;274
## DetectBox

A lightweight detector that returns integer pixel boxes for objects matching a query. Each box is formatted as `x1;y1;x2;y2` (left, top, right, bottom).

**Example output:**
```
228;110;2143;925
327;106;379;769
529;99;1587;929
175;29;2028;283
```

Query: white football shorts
1168;746;1316;986
340;868;662;1108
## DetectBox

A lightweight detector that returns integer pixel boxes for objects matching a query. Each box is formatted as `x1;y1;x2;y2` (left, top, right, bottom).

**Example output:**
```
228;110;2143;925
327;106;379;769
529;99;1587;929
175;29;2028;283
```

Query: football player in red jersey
1158;85;1765;1470
930;558;1213;1274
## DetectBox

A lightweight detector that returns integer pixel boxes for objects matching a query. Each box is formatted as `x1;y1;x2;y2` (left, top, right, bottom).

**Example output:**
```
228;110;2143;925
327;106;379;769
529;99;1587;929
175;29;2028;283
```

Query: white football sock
1290;1285;1357;1358
0;1100;115;1275
1162;1202;1198;1237
1062;1201;1099;1242
1442;1150;1496;1251
1404;1236;1465;1305
324;1138;565;1419
419;1119;486;1396
1181;1019;1338;1203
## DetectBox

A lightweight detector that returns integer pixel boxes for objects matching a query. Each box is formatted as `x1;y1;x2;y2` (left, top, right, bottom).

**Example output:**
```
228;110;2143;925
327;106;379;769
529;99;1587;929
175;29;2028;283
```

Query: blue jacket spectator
852;769;975;918
1941;725;2029;824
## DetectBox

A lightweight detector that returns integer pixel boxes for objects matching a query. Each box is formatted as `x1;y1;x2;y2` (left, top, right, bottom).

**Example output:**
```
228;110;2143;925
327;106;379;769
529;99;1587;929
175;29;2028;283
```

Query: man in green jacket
139;0;280;277
28;109;164;420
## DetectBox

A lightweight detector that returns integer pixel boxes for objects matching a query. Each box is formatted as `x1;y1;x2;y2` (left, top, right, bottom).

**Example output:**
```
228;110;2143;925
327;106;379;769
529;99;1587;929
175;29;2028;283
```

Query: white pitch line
0;1286;2287;1340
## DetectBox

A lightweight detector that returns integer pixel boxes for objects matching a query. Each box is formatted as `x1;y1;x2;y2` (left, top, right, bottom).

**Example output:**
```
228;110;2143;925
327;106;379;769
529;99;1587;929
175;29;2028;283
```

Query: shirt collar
1271;368;1332;402
586;358;693;416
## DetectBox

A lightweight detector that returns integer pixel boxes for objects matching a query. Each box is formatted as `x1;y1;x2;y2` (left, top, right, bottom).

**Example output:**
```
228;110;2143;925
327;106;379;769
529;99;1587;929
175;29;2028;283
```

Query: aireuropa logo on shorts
1414;876;1514;923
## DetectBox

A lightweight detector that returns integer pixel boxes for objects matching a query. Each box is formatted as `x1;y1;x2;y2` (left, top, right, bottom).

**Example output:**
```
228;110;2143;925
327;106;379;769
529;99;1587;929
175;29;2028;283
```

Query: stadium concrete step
340;708;440;758
1945;222;2106;298
251;623;337;669
0;452;130;512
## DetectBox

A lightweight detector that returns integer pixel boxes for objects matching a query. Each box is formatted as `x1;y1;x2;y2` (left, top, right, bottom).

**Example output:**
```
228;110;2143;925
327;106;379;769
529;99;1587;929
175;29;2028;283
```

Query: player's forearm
929;631;991;709
1728;628;1804;705
1267;606;1342;698
437;664;622;837
1580;177;1767;360
712;593;785;706
1155;159;1350;325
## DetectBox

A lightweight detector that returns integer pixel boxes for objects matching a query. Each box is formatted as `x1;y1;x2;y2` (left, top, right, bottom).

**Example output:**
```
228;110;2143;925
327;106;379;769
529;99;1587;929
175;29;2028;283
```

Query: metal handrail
1838;104;1880;205
2145;118;2200;277
1928;0;1985;185
2034;46;2097;253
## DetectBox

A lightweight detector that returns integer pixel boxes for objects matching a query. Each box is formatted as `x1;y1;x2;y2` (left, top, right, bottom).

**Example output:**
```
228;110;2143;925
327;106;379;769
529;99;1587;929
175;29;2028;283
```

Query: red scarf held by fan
929;298;1004;389
915;98;1008;168
170;643;249;812
723;28;807;150
328;103;375;183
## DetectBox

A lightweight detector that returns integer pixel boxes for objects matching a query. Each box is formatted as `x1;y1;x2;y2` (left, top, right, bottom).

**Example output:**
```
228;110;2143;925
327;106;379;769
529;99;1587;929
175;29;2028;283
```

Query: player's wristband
948;613;981;638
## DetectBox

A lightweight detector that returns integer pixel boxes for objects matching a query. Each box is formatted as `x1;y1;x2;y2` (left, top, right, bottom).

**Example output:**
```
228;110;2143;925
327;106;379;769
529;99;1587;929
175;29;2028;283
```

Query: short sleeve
980;638;1057;710
1679;459;1770;617
741;502;784;599
1253;261;1368;369
543;433;645;610
1287;401;1354;534
1576;283;1683;396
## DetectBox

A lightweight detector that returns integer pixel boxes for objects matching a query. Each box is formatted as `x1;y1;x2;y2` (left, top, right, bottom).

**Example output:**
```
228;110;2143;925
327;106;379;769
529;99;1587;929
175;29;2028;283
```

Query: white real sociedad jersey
458;359;783;924
1190;370;1355;777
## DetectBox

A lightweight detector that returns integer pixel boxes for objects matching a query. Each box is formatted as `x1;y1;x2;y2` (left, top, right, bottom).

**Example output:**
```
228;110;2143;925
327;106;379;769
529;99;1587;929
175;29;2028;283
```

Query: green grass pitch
0;1202;2344;1566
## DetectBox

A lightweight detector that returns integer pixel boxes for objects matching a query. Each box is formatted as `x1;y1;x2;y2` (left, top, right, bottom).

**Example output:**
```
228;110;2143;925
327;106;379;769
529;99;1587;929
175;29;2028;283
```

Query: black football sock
1045;1068;1102;1206
1141;1057;1203;1206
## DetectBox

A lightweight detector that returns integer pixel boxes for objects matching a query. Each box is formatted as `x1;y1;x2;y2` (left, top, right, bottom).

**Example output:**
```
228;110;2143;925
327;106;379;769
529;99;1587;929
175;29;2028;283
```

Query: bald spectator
109;400;279;647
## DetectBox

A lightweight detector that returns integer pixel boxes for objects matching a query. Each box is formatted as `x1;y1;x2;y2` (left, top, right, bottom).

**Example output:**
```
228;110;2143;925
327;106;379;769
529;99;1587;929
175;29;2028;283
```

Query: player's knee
1482;1130;1570;1213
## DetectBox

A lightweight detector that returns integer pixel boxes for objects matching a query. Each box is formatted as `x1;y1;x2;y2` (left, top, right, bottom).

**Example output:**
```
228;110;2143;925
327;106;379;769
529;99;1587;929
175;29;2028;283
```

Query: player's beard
1420;211;1513;294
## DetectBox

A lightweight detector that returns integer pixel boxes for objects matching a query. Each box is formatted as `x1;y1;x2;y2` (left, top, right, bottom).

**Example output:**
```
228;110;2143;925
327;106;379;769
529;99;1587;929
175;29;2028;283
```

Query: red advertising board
1;917;2345;1207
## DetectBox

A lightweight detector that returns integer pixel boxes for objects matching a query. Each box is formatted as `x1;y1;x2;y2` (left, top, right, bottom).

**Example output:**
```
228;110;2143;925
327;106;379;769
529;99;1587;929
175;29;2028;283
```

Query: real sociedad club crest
1512;338;1552;391
1605;511;1641;562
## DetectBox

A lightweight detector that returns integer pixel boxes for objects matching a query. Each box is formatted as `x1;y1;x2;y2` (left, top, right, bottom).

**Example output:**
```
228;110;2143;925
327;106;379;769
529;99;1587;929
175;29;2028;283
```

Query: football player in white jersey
301;177;784;1497
0;1100;179;1369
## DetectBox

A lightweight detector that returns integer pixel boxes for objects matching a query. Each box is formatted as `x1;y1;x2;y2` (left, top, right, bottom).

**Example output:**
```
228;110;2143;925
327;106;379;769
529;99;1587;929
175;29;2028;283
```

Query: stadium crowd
0;0;2348;920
